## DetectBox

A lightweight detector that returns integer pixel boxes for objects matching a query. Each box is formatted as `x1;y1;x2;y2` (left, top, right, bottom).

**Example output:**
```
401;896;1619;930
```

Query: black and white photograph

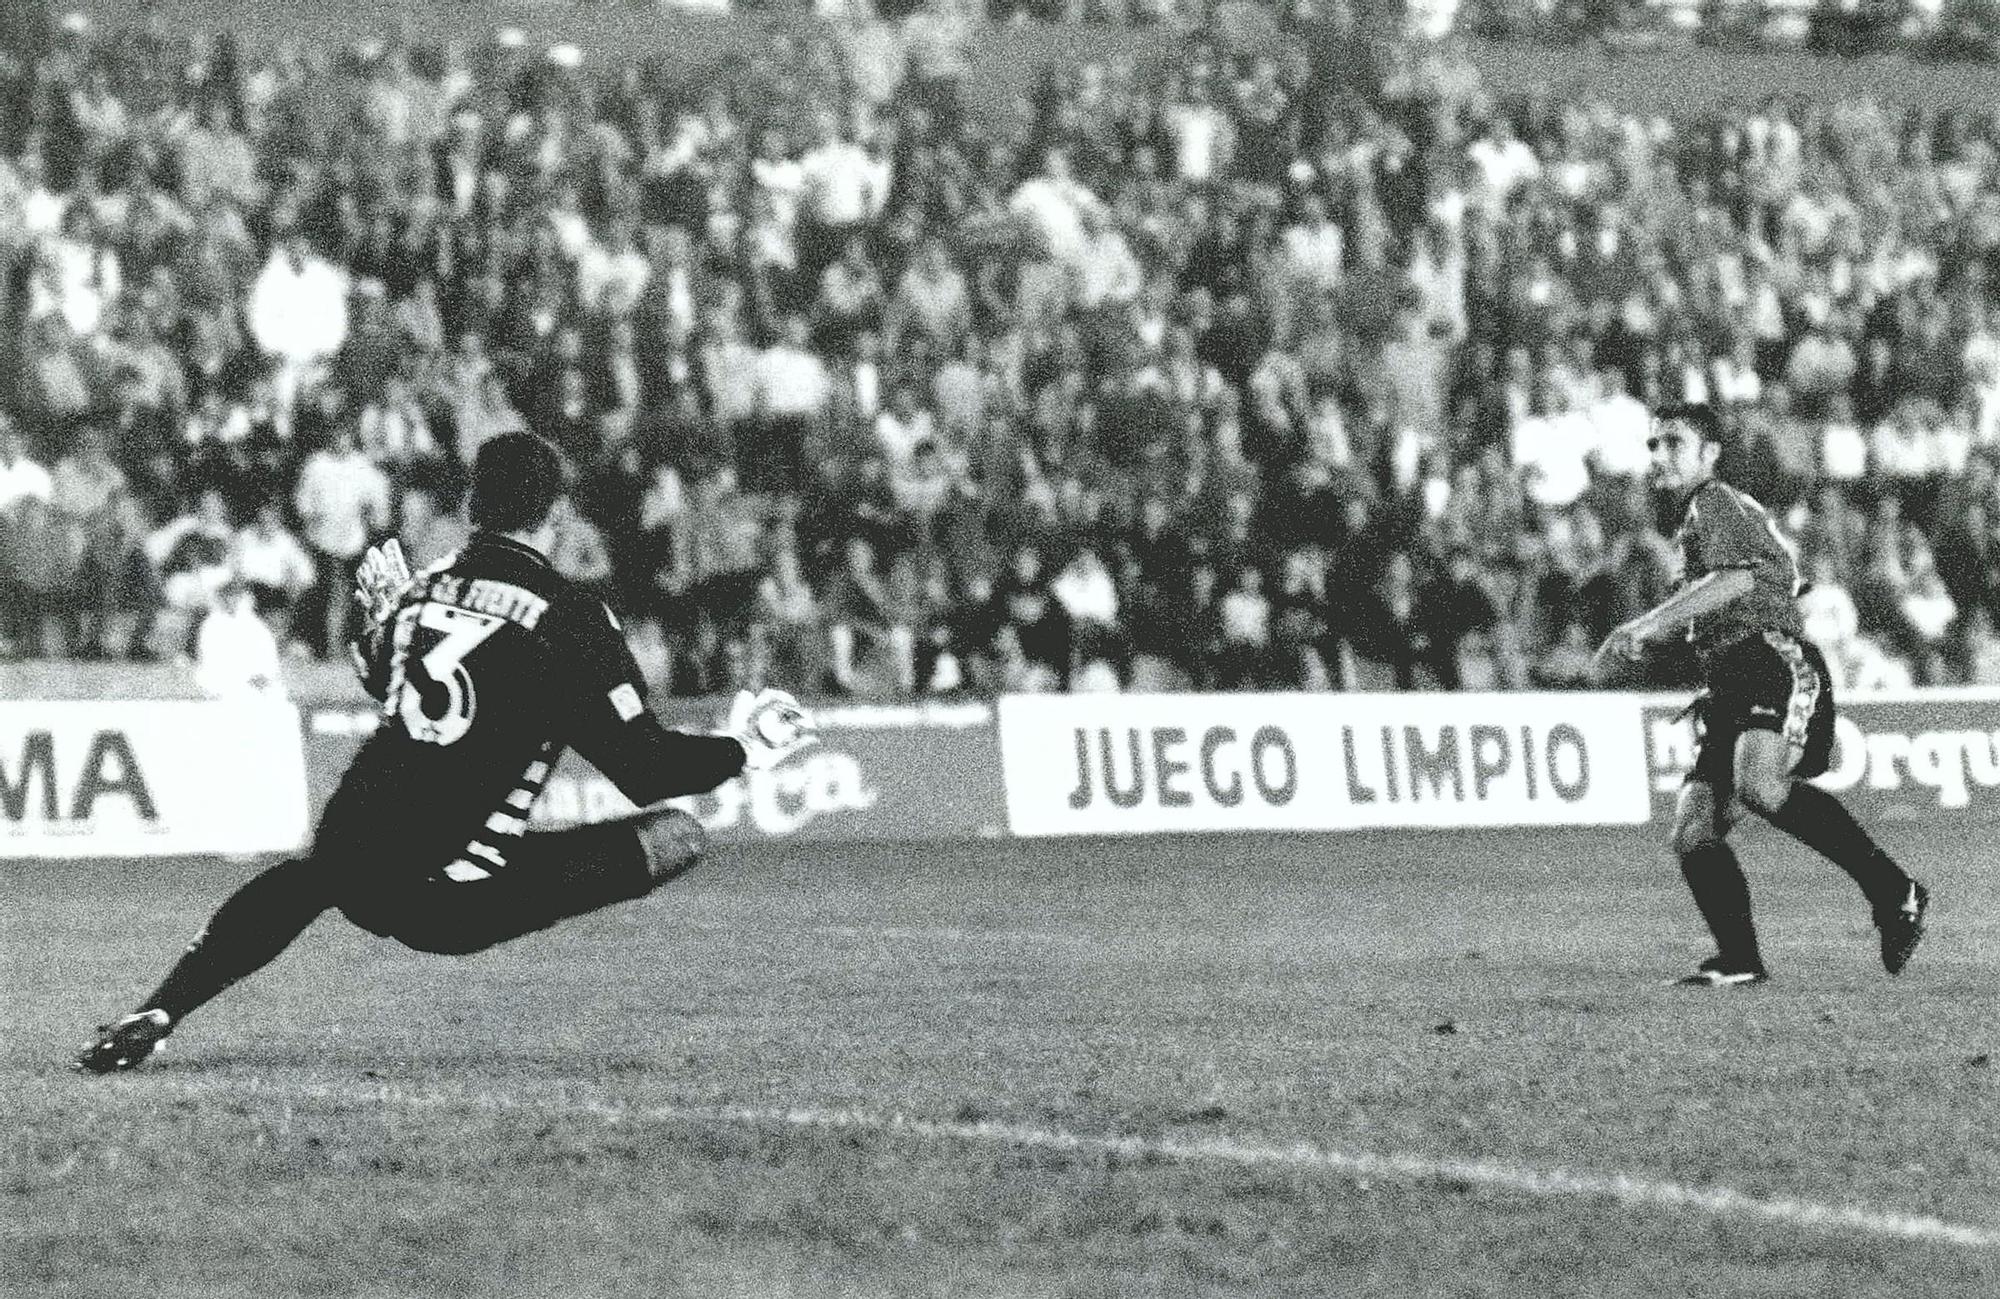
3;0;1998;1293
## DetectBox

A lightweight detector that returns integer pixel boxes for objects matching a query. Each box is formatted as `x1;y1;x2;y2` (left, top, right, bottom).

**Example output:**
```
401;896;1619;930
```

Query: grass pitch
6;825;1998;1298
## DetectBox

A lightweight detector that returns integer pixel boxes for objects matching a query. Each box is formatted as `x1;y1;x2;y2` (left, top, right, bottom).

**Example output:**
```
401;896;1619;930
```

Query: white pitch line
137;1076;2000;1251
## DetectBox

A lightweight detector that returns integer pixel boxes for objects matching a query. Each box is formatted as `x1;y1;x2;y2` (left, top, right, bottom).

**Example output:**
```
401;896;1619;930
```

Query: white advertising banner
0;701;310;858
998;693;1652;837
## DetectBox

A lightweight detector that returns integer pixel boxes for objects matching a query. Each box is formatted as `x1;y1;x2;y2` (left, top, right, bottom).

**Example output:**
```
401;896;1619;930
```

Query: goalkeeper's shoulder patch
608;682;645;722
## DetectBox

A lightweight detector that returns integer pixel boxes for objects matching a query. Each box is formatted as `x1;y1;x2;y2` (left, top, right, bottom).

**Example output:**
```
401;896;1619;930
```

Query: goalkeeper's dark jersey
1674;478;1805;658
329;531;745;881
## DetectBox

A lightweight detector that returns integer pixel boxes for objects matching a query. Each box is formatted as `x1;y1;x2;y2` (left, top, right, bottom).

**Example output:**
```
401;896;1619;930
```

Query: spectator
0;419;53;515
247;234;350;435
1051;543;1123;676
749;315;832;495
233;497;316;637
395;278;448;362
825;535;914;696
1869;400;1944;513
1895;529;1962;681
757;540;824;692
550;503;615;596
888;236;973;354
0;493;86;658
991;620;1060;694
931;335;987;448
146;487;239;656
1800;550;1913;693
1164;76;1234;185
178;99;262;210
750;126;806;250
797;111;892;287
1467;115;1541;213
453;367;531;462
1268;544;1334;690
193;577;285;699
1150;557;1223;689
1279;191;1345;311
576;218;651;320
1009;147;1108;270
996;541;1073;688
356;373;438;466
875;382;937;471
814;234;886;357
1785;318;1859;415
1820;392;1869;494
50;429;149;659
2;14;1996;702
1425;545;1506;689
1214;562;1276;689
1965;301;2000;450
30;199;122;338
889;437;960;540
293;425;391;658
1347;550;1440;690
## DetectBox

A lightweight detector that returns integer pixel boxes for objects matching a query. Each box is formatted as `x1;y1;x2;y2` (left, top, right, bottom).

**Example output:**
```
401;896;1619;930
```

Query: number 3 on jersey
388;602;506;745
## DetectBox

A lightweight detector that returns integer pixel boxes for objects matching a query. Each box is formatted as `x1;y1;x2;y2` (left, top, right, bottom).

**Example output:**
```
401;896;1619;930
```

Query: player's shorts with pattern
1687;630;1836;786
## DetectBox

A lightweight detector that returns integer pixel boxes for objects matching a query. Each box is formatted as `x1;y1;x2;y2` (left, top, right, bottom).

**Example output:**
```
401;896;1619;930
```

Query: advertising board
301;698;1007;843
0;701;309;858
998;693;1653;837
1644;688;2000;822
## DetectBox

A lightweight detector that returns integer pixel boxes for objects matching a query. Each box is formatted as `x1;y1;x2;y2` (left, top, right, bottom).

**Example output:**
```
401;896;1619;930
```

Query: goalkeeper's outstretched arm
559;594;753;804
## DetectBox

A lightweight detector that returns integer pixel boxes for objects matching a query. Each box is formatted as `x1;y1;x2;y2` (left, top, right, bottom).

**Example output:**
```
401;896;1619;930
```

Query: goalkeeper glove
726;687;819;771
353;538;413;629
349;538;414;684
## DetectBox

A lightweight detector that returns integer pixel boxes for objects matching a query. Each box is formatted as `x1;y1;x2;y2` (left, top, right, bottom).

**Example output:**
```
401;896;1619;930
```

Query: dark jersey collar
466;530;554;569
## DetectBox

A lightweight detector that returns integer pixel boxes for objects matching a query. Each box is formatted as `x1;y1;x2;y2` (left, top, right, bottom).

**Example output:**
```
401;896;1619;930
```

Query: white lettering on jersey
388;603;508;746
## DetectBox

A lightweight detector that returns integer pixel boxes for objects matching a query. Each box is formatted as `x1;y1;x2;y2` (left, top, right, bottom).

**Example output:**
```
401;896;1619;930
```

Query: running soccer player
79;433;815;1071
1594;403;1929;987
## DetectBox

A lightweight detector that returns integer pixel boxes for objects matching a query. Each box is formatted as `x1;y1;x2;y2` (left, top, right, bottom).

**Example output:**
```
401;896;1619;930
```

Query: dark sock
1678;842;1763;970
144;858;334;1022
1760;783;1909;913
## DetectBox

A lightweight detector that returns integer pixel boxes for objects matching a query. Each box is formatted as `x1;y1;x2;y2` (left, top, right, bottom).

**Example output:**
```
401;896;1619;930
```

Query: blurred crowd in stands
0;0;1996;699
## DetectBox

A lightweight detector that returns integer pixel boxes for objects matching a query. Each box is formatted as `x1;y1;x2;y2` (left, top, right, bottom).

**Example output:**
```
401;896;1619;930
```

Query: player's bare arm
1592;567;1754;677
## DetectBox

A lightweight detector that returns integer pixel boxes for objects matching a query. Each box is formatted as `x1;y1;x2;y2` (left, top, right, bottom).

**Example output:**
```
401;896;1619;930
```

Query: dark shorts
1688;631;1836;788
335;819;657;956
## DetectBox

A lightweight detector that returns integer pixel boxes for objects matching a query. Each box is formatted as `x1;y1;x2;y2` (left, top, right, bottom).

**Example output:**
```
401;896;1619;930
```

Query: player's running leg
77;856;338;1072
1732;728;1929;974
1670;776;1767;986
357;806;710;957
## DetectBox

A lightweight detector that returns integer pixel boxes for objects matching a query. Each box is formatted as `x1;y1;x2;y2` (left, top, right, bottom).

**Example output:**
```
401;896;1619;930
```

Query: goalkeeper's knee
635;807;708;884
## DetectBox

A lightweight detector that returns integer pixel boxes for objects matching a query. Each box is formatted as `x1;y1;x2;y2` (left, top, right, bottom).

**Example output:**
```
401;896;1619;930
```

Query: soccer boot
1672;956;1770;988
76;1009;174;1073
1875;882;1929;975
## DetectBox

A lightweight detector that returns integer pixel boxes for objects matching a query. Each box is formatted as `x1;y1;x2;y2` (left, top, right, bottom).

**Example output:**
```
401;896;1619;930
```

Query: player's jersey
1673;478;1804;657
328;531;744;881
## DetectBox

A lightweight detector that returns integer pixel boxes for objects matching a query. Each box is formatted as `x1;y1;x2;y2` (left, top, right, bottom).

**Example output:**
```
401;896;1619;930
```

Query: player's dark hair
468;432;566;533
1653;402;1725;448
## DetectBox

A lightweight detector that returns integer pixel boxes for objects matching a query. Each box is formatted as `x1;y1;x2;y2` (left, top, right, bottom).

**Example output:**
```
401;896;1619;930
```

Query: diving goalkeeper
79;432;816;1072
